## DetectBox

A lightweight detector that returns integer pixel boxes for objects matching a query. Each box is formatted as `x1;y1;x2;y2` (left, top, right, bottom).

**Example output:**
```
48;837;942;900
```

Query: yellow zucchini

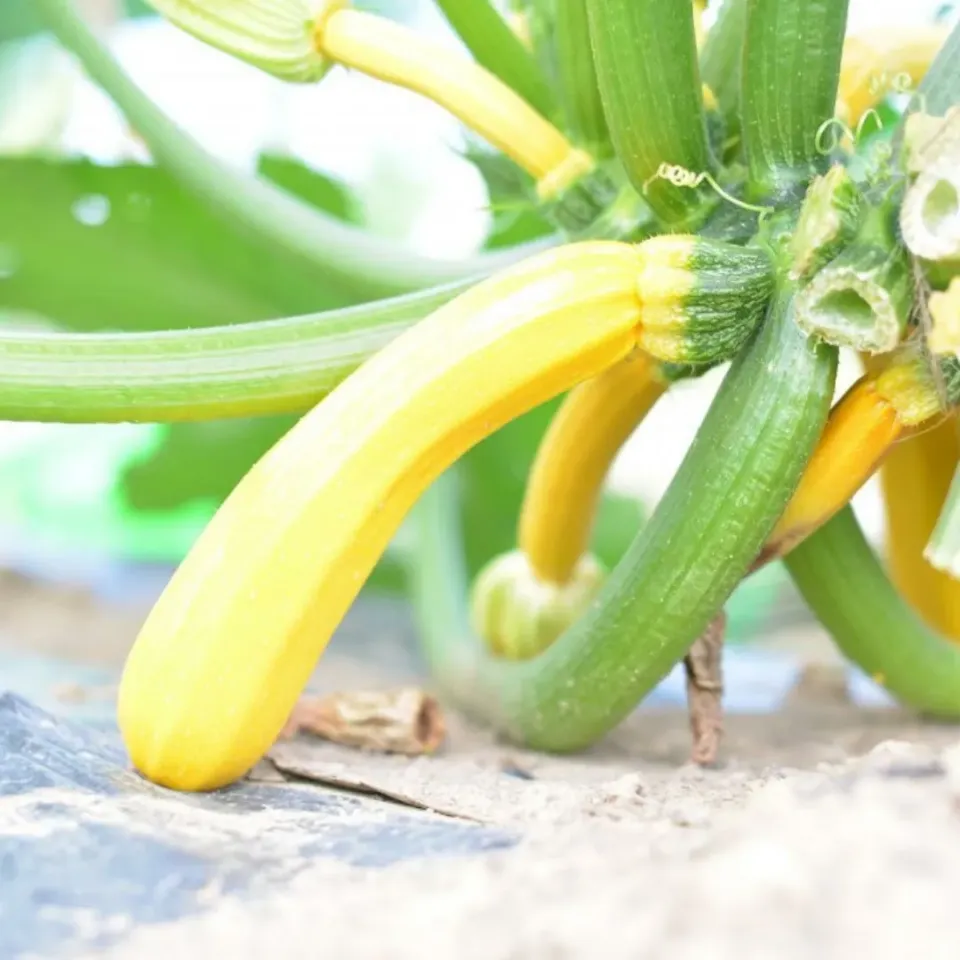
118;242;645;791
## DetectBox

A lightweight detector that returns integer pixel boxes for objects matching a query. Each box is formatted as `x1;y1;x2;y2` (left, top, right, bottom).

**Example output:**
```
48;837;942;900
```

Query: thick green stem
925;462;960;579
740;0;850;198
699;0;748;145
413;282;837;750
795;194;911;353
0;283;466;422
36;0;541;297
586;0;712;225
786;506;960;718
554;0;609;156
433;0;556;118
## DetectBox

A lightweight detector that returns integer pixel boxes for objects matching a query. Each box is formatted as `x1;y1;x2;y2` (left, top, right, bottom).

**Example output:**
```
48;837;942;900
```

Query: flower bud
147;0;344;81
470;550;605;661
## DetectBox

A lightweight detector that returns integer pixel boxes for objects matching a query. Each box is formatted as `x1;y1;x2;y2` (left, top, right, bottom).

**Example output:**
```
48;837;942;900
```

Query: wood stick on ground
279;688;446;755
684;611;726;766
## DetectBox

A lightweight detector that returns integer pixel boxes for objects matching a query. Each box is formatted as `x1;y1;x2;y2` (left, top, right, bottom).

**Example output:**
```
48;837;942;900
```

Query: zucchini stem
795;197;911;354
554;0;611;157
786;506;960;717
587;0;713;224
740;0;850;198
0;283;469;423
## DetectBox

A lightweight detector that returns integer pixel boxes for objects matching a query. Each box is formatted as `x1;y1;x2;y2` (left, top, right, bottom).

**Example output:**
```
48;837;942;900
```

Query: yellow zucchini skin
837;27;948;125
519;354;665;585
879;418;960;641
118;242;645;791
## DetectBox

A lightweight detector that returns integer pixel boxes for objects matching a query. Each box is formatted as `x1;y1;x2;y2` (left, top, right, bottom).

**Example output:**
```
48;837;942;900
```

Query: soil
2;569;960;959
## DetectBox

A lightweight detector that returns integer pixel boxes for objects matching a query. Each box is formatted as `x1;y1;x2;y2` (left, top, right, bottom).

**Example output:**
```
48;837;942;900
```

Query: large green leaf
0;153;366;550
0;155;364;332
121;415;296;511
256;154;363;227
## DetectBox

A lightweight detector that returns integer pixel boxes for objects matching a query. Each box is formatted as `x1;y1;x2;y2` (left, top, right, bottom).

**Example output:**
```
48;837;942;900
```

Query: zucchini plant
13;0;960;791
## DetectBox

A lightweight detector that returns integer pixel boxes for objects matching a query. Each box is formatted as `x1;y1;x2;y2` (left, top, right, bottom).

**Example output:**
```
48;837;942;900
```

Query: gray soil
2;569;960;959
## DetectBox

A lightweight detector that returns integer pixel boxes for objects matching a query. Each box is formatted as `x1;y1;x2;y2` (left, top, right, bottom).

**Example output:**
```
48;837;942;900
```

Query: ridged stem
740;0;851;198
0;283;466;422
786;506;960;714
35;0;537;296
414;282;837;750
586;0;712;224
795;196;911;353
699;0;748;142
554;0;610;156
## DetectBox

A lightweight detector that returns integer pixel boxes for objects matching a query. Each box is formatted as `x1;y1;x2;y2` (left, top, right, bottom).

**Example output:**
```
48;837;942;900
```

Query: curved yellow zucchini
118;242;645;792
519;354;666;584
761;376;904;563
318;9;592;195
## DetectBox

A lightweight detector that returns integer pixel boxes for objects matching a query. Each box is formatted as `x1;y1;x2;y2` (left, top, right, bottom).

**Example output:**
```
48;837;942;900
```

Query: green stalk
433;0;555;118
795;192;911;353
413;281;838;749
789;165;863;281
586;0;712;225
36;0;542;297
786;506;960;718
554;0;610;156
908;18;960;119
0;282;466;422
925;462;960;579
699;0;748;145
740;0;850;198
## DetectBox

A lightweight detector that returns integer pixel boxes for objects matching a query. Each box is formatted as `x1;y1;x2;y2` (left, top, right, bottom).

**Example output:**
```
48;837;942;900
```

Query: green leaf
36;0;537;296
120;414;296;511
256;153;364;226
0;156;359;332
463;138;554;250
